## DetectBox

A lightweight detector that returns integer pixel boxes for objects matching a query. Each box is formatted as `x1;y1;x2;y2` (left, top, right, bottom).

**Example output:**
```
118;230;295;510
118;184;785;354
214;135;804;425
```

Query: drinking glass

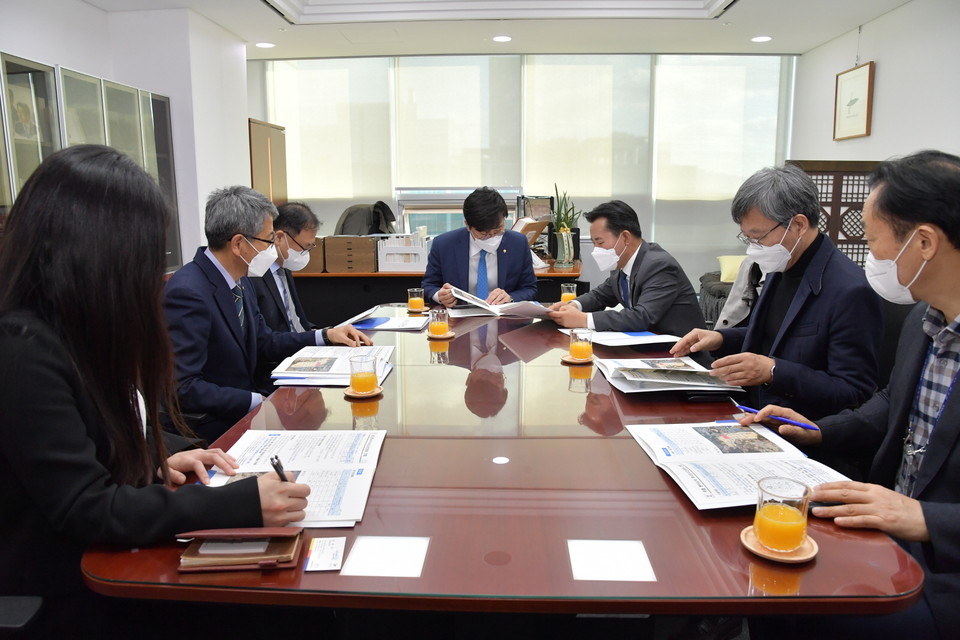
407;287;425;312
560;283;577;303
428;308;449;337
349;355;378;394
754;477;811;552
569;328;594;361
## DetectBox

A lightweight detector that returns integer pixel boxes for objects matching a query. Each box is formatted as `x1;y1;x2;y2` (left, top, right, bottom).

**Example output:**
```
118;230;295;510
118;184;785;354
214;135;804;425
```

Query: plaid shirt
895;307;960;496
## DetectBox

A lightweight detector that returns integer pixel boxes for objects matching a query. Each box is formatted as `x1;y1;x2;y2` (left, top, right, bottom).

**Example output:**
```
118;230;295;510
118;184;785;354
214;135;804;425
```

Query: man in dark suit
671;165;881;420
422;187;537;307
547;200;705;339
742;150;960;639
163;186;370;441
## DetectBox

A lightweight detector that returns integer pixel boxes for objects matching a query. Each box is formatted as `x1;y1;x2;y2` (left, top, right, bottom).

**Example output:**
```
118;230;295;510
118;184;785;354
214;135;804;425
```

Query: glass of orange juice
568;363;593;393
569;328;594;361
349;355;378;395
429;338;449;364
351;399;380;429
754;477;811;552
428;308;449;337
560;283;577;303
407;287;425;312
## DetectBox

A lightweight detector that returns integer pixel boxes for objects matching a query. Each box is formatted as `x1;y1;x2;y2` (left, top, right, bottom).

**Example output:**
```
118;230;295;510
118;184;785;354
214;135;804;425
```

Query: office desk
83;309;923;615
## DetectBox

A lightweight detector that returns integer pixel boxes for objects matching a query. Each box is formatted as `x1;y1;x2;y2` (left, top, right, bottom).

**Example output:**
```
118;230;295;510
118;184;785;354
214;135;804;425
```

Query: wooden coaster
561;354;594;365
426;331;456;340
407;308;428;314
344;385;383;399
740;526;818;564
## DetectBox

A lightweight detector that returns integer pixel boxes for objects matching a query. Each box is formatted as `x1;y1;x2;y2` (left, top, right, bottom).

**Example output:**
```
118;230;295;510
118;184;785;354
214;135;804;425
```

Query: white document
558;328;680;347
209;430;386;526
596;357;741;393
340;536;430;578
271;345;394;386
626;422;849;509
448;286;549;318
567;539;656;582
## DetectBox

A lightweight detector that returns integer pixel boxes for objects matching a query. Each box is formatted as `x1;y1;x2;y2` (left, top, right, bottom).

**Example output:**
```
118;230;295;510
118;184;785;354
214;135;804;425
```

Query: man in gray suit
547;200;705;338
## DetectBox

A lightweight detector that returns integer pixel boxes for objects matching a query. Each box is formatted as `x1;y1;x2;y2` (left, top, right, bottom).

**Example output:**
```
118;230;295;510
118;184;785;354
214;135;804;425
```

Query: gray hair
731;164;820;227
204;186;278;249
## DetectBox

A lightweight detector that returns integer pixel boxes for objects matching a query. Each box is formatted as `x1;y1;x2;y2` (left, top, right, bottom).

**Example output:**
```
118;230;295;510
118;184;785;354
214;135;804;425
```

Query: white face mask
281;235;310;272
475;234;503;253
591;234;625;272
242;236;278;277
745;221;802;273
865;229;926;304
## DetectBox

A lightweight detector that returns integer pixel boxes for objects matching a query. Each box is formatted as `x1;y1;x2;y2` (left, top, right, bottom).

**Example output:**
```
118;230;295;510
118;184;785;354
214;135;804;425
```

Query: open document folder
448;286;549;318
209;430;386;527
271;345;394;386
627;422;849;510
595;356;742;394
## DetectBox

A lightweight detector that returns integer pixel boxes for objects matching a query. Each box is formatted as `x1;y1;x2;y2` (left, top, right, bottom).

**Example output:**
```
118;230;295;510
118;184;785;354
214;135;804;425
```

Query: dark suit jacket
251;266;317;389
422;228;538;302
163;248;316;440
818;303;960;635
575;241;706;337
0;310;260;597
716;236;881;420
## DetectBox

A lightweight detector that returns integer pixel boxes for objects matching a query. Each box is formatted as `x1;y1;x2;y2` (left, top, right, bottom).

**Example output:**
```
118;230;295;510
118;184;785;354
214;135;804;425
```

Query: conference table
82;305;923;616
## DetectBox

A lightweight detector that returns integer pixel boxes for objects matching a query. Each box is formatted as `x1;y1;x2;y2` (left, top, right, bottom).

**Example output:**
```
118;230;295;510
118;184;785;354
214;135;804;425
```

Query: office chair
0;596;42;634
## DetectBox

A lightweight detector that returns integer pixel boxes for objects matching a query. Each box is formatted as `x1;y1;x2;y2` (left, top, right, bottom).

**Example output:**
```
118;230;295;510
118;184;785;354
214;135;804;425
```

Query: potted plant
551;184;582;268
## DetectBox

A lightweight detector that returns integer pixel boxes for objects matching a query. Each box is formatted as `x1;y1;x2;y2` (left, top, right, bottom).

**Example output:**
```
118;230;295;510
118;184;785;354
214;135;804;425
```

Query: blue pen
735;404;820;431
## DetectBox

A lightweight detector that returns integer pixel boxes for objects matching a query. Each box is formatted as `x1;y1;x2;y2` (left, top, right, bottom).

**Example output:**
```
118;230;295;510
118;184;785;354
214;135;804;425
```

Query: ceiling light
255;42;276;48
493;35;512;43
751;36;772;43
492;456;510;464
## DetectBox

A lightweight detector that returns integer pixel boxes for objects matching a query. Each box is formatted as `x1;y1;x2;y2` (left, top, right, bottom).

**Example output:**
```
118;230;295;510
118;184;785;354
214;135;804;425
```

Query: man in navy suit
422;187;537;307
163;187;370;441
742;151;960;640
671;165;882;420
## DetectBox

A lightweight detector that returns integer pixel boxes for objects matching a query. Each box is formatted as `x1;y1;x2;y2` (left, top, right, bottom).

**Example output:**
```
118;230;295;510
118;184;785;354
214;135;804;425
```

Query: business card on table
305;537;346;571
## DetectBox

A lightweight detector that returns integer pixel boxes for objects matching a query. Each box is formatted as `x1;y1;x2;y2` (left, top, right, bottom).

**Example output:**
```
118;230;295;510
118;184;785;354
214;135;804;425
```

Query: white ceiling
83;0;914;60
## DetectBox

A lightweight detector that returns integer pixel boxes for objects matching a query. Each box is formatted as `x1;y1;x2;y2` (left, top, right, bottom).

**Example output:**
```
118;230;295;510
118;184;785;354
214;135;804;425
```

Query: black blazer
250;266;317;333
819;303;960;635
0;311;261;597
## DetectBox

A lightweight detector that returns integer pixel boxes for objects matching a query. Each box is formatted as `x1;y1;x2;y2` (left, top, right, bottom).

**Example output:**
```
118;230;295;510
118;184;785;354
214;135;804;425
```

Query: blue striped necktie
232;284;246;332
619;271;631;308
477;250;489;299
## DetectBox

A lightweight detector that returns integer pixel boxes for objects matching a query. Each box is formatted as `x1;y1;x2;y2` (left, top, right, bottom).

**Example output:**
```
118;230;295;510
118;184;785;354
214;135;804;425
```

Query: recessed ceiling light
493;35;512;43
751;36;772;43
492;456;510;464
255;42;276;48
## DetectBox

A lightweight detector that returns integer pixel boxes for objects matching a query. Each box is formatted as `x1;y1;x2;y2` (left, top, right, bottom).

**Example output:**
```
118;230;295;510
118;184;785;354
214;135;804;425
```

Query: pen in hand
270;455;289;482
734;404;820;431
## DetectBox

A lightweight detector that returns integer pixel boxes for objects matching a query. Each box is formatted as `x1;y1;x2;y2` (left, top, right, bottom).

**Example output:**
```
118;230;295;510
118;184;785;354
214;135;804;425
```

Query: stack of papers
595;356;742;394
449;286;549;318
272;345;395;387
209;430;387;527
558;329;680;347
627;422;848;509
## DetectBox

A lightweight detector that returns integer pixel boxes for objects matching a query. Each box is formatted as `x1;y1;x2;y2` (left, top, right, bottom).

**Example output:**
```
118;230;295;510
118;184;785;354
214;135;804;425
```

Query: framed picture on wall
833;61;875;141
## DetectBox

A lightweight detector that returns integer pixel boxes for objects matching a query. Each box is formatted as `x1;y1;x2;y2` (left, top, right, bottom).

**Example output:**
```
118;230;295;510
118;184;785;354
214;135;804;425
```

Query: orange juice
351;400;380;418
569;341;593;360
560;292;576;303
749;562;803;596
408;297;425;311
429;320;449;336
429;339;449;353
350;370;378;394
754;503;806;552
569;364;593;379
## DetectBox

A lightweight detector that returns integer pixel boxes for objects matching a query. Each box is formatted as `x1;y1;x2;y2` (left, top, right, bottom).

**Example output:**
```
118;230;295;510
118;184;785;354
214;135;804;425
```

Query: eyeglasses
736;224;782;247
246;234;275;246
289;235;317;252
471;224;505;240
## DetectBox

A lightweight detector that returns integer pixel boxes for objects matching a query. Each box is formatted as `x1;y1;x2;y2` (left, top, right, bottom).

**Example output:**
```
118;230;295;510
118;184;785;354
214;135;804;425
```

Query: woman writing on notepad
0;145;310;633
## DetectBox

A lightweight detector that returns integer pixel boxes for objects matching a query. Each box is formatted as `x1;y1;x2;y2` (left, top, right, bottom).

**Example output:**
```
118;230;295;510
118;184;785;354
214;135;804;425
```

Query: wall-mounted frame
833;61;875;141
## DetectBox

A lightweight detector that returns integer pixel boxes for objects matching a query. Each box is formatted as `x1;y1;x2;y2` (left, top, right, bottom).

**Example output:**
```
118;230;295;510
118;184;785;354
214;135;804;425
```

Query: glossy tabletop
83;305;923;614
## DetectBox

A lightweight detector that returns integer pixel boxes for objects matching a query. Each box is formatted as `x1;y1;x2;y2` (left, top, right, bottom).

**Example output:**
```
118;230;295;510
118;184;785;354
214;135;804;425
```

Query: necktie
232;284;245;332
276;270;305;332
619;271;631;309
477;250;489;300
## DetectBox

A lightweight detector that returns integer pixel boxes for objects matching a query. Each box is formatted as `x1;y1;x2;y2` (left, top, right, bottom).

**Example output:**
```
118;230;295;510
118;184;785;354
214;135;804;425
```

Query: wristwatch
767;362;776;385
321;327;330;344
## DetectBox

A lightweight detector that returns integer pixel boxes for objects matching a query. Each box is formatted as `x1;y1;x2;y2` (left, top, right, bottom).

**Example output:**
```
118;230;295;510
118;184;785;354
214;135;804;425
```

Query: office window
395;56;521;189
265;58;392;200
524;55;651;199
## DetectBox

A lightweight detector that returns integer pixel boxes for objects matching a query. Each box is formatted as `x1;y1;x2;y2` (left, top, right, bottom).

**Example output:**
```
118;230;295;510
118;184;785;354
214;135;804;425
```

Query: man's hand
438;283;457;307
328;325;372;346
547;304;587;328
737;404;823;447
810;481;929;542
670;328;723;357
163;448;239;486
486;288;512;305
710;352;775;387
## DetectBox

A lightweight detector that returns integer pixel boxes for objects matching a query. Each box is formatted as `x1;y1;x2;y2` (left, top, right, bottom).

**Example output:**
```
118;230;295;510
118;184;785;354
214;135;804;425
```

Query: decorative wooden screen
787;160;880;267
